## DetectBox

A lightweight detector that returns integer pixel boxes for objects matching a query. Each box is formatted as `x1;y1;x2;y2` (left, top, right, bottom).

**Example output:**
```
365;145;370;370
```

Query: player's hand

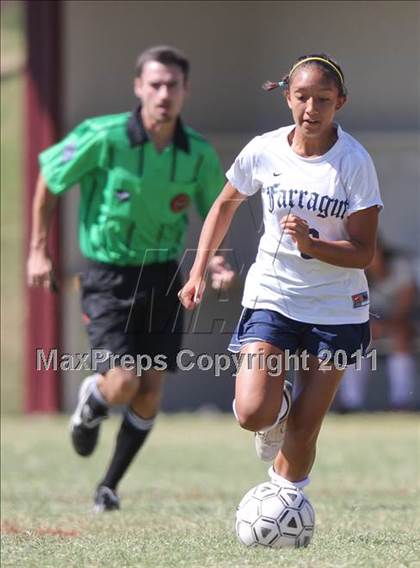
207;255;236;291
178;275;206;310
27;249;57;291
280;214;312;255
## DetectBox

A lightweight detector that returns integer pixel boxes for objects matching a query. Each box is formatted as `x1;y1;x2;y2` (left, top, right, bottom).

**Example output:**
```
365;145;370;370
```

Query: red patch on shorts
170;193;191;212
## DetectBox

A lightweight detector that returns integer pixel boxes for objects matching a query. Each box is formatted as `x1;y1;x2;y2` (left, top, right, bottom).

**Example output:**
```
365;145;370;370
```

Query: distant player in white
179;54;383;492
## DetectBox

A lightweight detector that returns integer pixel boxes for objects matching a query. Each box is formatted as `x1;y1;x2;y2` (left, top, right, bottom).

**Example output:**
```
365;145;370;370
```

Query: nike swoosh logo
273;172;281;176
312;327;336;338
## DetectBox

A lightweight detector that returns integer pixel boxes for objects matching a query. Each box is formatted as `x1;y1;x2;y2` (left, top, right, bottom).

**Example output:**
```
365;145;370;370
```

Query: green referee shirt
39;108;225;265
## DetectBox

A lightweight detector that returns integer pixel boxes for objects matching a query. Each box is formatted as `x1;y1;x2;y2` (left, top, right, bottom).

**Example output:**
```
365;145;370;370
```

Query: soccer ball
235;481;315;548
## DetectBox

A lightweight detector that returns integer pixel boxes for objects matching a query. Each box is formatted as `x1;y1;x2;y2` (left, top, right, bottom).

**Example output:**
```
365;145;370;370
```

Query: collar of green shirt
126;105;190;153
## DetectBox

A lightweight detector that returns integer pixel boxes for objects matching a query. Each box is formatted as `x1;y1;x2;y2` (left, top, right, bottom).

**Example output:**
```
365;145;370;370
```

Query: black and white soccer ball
235;481;315;548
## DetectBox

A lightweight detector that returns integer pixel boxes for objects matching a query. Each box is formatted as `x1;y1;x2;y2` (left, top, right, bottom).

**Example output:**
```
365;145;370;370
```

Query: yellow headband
289;57;345;86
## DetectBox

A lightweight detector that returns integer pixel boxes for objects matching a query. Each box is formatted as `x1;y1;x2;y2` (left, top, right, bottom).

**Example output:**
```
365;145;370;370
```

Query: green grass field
1;413;419;567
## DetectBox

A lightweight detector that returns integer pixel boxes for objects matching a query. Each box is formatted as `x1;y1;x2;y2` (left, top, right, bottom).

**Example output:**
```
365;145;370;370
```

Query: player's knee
105;368;139;403
234;402;276;432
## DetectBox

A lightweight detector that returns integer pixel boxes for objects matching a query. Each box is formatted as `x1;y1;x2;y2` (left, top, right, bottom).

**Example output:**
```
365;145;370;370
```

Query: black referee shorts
79;260;184;375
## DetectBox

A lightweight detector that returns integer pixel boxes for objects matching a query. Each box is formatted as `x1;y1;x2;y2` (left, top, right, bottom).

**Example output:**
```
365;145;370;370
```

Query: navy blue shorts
228;308;371;365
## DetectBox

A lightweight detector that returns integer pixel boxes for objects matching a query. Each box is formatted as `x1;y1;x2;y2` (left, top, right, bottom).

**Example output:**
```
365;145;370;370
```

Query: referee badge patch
171;193;191;212
352;291;369;308
62;142;76;163
115;189;131;201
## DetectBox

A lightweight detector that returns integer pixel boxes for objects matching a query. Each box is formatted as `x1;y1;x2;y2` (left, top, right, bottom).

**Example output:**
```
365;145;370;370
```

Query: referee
27;45;234;512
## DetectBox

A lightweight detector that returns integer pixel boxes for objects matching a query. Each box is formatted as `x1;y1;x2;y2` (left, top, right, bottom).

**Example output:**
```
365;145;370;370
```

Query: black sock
99;413;152;491
85;392;108;420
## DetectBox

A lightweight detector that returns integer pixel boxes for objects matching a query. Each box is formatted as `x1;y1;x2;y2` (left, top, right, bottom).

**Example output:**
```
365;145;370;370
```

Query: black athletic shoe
93;485;120;513
69;375;108;457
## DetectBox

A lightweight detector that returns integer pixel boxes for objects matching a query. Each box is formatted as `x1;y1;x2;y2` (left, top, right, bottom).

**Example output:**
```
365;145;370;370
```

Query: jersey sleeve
346;152;383;216
38;119;108;195
225;136;262;196
194;145;225;218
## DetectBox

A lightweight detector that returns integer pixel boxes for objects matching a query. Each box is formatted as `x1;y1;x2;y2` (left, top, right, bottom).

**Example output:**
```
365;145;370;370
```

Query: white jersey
226;124;383;325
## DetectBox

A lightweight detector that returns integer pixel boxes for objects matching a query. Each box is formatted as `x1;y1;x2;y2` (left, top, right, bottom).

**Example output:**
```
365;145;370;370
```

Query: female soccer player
178;54;383;491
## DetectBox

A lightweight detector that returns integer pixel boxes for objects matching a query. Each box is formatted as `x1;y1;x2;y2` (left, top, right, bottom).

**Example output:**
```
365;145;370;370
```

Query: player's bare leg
97;367;140;405
130;368;165;419
234;342;286;431
234;342;292;461
273;355;344;483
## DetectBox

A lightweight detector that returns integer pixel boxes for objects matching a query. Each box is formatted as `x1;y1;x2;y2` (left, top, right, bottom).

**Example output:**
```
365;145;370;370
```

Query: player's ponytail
262;53;347;96
261;79;287;92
